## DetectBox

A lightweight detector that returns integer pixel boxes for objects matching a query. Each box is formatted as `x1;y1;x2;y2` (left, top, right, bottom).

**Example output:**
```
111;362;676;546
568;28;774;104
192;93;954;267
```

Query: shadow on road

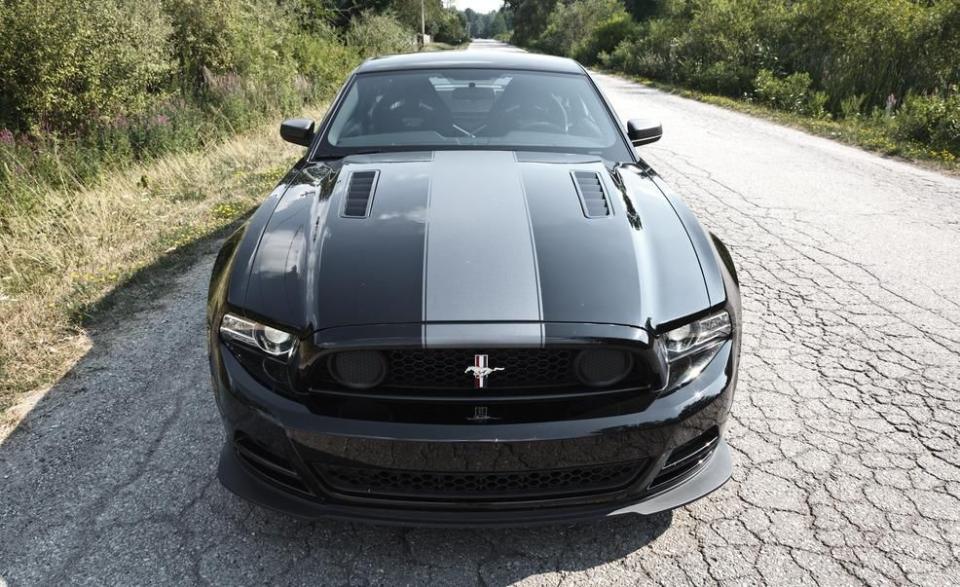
0;239;672;585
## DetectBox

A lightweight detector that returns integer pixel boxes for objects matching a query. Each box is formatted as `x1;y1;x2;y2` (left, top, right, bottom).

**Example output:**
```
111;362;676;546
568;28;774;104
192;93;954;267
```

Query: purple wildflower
0;129;14;146
152;114;170;126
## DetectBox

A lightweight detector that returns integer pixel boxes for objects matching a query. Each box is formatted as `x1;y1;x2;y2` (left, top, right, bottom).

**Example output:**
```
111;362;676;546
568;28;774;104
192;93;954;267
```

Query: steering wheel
508;96;568;134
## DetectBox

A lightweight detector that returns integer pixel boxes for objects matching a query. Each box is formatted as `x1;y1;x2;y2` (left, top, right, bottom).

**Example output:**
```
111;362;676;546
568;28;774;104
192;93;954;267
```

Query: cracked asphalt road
2;41;960;586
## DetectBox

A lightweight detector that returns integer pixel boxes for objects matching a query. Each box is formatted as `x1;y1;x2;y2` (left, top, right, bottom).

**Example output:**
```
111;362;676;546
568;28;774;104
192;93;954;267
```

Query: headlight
662;310;731;390
220;313;296;358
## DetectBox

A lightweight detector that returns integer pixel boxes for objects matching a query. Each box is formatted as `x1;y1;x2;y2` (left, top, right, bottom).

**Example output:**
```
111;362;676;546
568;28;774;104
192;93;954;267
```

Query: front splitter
217;439;733;528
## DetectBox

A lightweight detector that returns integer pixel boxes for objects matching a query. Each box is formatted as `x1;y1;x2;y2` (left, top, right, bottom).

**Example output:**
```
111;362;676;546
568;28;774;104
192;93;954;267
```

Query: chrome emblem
468;406;499;423
464;354;504;389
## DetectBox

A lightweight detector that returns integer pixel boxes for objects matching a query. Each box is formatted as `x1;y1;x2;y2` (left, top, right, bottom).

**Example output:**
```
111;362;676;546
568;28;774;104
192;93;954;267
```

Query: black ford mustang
207;50;741;526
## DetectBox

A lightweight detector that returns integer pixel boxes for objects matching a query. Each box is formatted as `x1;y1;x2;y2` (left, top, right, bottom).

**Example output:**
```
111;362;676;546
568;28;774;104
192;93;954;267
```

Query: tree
488;11;508;37
502;0;557;46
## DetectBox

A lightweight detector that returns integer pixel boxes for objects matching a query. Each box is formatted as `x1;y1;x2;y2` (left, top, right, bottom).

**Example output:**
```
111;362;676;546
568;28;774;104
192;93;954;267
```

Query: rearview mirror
280;118;315;147
626;119;662;147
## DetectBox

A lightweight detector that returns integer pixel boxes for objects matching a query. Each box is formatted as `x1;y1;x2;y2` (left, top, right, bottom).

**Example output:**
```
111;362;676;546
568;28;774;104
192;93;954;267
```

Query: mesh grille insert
311;348;656;394
384;348;576;389
317;461;645;501
343;170;377;218
572;171;610;217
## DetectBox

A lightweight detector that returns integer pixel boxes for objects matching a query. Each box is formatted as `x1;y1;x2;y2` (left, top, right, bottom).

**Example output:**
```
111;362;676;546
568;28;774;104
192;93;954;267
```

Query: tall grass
0;4;418;417
0;111;313;418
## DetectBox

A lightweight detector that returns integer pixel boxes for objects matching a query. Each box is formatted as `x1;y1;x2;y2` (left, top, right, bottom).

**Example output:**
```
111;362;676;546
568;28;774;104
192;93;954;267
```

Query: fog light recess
574;349;634;387
330;351;387;390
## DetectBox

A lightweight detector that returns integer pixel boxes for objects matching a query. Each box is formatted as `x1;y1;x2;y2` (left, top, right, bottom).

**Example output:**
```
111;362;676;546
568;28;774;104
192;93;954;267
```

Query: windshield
315;69;633;162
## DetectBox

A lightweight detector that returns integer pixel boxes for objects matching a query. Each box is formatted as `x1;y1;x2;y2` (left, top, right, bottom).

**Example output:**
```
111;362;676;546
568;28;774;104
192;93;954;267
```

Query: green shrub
346;12;415;58
754;69;813;113
807;91;830;119
536;0;626;58
432;9;469;45
894;94;960;153
162;0;300;94
687;62;757;97
0;0;405;212
294;31;361;97
840;94;867;120
0;0;171;132
573;13;637;66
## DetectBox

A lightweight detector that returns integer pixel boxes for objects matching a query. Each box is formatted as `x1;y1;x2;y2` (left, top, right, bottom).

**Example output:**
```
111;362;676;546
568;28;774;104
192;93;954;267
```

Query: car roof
355;50;585;75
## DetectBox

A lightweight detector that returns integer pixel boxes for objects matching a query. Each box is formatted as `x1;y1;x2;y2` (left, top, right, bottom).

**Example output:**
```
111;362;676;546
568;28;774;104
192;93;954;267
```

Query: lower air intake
648;427;719;491
235;434;312;496
316;461;646;502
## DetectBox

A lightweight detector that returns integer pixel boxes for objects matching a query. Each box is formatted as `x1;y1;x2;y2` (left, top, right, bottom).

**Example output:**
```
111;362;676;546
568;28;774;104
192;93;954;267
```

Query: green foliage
488;12;510;38
0;1;416;211
293;30;360;97
0;0;171;131
503;0;558;46
840;94;867;120
573;13;637;65
518;0;960;161
536;0;627;59
433;9;468;44
462;7;511;39
537;0;959;110
345;12;416;58
754;70;812;114
807;91;830;120
894;94;960;153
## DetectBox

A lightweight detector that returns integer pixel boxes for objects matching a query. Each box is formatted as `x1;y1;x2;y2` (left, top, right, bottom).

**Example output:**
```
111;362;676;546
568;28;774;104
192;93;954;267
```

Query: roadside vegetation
462;7;512;39
0;0;466;415
505;0;960;169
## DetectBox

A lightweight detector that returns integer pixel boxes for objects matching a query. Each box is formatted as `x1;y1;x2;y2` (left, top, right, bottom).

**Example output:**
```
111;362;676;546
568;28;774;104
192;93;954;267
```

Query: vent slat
572;171;611;218
342;170;377;218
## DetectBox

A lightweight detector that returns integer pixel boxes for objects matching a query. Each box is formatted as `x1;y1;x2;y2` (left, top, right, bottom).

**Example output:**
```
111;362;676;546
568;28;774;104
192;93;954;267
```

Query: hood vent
572;171;611;218
342;170;378;218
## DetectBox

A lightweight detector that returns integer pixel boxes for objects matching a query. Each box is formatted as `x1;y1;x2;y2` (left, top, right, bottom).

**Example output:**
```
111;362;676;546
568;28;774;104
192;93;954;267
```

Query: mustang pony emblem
465;354;504;389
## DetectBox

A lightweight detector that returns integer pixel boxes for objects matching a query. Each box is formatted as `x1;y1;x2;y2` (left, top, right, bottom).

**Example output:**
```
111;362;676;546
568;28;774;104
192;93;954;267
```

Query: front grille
316;461;646;502
311;348;654;393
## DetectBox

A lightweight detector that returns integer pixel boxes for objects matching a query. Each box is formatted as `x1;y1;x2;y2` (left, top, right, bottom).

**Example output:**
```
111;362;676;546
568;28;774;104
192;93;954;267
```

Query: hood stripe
422;151;543;347
518;152;546;345
420;172;432;346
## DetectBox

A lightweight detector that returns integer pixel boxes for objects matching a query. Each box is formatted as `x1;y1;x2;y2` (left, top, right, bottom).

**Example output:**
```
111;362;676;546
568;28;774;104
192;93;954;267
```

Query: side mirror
280;118;315;147
626;119;662;146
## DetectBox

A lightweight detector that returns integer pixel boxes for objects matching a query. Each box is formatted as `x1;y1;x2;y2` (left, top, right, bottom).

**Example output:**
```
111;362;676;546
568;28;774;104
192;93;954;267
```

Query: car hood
234;150;712;338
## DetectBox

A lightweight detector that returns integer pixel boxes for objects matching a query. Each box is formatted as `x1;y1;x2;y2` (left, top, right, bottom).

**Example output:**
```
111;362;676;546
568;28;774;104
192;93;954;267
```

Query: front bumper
211;339;737;527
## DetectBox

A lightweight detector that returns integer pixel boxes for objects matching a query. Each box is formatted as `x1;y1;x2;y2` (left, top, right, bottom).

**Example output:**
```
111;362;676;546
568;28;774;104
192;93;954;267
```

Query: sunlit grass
0;108;325;417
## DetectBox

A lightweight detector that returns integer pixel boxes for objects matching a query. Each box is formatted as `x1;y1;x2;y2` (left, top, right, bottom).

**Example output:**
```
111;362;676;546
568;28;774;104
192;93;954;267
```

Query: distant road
1;40;958;586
